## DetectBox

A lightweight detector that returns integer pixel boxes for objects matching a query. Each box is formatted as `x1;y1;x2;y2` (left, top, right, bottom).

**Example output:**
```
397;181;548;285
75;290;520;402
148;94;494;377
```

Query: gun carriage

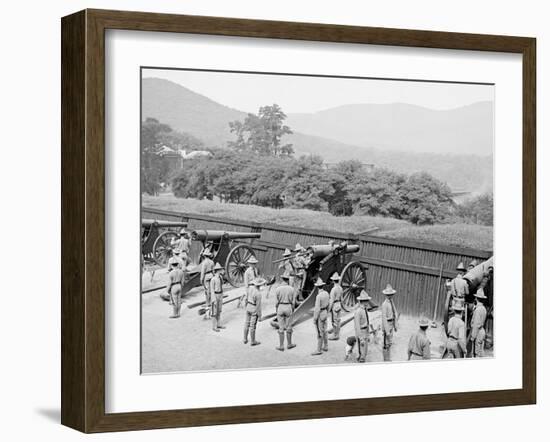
271;241;369;328
159;230;262;302
141;218;188;266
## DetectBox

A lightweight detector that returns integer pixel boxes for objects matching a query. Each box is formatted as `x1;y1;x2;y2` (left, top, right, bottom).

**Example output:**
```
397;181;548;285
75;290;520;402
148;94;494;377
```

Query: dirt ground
141;268;493;374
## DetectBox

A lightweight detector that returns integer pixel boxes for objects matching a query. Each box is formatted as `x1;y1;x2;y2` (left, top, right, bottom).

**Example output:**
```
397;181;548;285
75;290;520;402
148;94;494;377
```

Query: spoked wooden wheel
225;244;255;287
152;231;178;266
340;261;367;312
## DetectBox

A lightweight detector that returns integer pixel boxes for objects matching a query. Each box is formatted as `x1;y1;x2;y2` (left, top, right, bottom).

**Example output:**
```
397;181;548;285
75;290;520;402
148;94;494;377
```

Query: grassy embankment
142;194;493;251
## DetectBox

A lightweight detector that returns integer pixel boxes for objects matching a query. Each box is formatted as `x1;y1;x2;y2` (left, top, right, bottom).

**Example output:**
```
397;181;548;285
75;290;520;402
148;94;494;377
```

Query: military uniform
275;283;296;350
328;282;343;340
407;329;431;360
278;259;295;286
446;315;466;358
293;254;308;298
167;267;185;318
470;302;487;357
244;283;263;345
210;271;224;331
312;284;330;355
173;237;190;264
200;256;215;318
241;265;259;307
353;304;370;362
381;285;398;361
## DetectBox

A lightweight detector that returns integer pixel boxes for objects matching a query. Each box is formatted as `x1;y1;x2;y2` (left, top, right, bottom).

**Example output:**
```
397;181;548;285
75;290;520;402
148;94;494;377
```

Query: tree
456;193;493;225
228;104;294;157
400;172;454;225
141;118;172;195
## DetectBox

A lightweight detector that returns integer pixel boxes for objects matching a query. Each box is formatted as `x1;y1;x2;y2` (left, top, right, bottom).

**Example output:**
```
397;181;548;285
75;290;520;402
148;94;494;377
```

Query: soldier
278;248;295;287
381;284;399;362
450;262;469;299
172;248;185;270
166;258;185;319
407;317;431;360
328;272;343;341
243;278;264;346
470;288;488;357
354;290;372;363
293;243;308;301
239;256;259;308
210;263;226;332
172;228;191;267
274;274;297;351
446;304;466;358
311;278;330;356
199;249;215;320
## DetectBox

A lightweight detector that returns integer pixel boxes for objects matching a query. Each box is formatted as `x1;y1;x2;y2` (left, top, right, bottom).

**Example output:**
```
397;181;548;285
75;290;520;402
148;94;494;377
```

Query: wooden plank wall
142;207;492;321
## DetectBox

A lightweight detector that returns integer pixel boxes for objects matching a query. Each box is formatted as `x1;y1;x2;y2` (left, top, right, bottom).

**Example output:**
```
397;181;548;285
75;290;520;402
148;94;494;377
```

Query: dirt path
141;271;492;373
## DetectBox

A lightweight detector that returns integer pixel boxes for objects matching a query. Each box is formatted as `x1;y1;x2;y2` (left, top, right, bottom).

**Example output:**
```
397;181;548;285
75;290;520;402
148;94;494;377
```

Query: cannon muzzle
463;256;494;288
307;243;360;259
141;219;188;228
191;230;261;242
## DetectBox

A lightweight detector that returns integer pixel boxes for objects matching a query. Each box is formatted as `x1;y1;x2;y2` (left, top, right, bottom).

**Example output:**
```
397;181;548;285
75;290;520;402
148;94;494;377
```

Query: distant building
155;146;213;176
324;162;375;172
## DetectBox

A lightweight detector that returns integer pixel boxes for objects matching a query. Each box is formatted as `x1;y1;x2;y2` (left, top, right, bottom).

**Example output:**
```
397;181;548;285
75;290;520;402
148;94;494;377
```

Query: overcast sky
142;68;494;114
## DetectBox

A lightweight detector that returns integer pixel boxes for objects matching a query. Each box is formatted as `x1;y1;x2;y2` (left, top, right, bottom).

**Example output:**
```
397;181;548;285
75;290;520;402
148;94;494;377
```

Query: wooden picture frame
61;9;536;433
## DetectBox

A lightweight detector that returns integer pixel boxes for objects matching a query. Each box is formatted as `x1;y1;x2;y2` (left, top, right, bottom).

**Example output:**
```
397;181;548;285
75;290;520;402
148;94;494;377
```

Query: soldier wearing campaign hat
274;274;297;351
446;304;466;358
381;284;398;361
199;248;215;319
407;317;431;360
328;272;343;341
311;278;330;356
210;263;226;332
278;248;295;287
470;288;488;357
354;290;372;362
239;255;259;308
243;278;265;346
166;258;185;319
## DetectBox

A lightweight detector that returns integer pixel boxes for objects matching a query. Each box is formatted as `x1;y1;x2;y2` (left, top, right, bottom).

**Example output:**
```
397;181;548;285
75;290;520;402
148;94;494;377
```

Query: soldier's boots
212;317;219;332
169;303;180;319
286;331;296;350
243;327;249;344
382;348;391;362
276;332;285;351
250;330;261;346
322;335;329;352
311;338;323;356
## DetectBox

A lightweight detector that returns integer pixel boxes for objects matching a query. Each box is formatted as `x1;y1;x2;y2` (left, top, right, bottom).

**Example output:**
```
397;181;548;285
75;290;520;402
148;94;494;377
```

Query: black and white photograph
140;68;494;374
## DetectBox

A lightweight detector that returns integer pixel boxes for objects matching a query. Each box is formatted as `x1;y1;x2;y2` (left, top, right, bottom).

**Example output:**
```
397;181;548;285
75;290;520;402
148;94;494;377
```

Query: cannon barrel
191;230;261;242
306;243;360;259
141;218;187;228
464;256;494;289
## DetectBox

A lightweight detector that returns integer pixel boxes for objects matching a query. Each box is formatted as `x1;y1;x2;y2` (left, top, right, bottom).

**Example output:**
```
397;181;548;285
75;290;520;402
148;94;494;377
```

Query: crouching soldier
470;288;488;357
166;258;185;319
275;274;297;351
328;272;343;340
311;278;330;356
243;278;264;346
354;290;372;363
446;304;466;358
210;263;226;332
381;284;399;362
407;317;431;360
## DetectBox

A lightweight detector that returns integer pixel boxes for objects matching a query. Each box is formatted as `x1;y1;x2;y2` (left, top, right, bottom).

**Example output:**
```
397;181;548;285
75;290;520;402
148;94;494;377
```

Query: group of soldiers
443;260;490;358
162;228;490;362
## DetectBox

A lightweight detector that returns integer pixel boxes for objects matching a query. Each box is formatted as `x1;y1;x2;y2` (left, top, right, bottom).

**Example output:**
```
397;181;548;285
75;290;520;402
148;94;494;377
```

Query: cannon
271;241;369;328
141;218;188;267
158;229;262;303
